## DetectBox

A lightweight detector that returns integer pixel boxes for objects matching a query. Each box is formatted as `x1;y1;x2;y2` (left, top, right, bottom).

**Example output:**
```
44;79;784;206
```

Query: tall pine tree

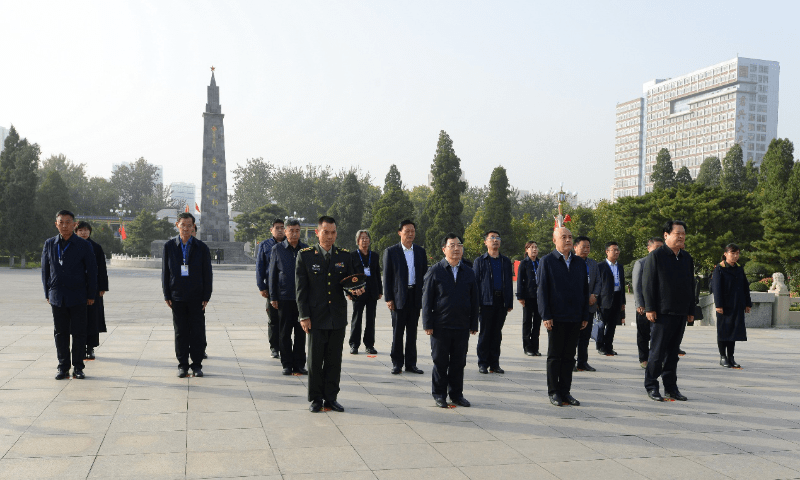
327;171;364;250
369;165;414;254
696;156;721;188
650;148;675;190
675;166;694;186
0;126;40;266
36;170;73;245
420;131;466;259
475;166;514;255
720;144;745;192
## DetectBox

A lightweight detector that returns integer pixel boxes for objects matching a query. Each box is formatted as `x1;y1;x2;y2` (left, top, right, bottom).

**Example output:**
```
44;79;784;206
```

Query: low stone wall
110;256;161;269
698;292;779;328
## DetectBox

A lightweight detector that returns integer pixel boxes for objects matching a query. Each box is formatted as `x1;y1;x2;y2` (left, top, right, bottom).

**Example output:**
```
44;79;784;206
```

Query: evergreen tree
230;157;274;213
0;126;41;266
462;208;486;260
369;165;414;254
675;166;693;186
39;154;91;214
233;203;289;248
408;185;431;231
474;166;514;255
650;148;675;190
756;138;794;207
695;156;721;188
90;223;123;258
36;171;73;245
743;159;759;191
420;131;466;259
327;171;364;250
110;157;162;213
123;209;176;256
720;144;745;192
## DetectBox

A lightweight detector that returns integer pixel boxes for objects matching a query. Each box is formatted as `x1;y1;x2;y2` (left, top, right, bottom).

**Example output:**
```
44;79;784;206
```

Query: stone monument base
150;240;255;264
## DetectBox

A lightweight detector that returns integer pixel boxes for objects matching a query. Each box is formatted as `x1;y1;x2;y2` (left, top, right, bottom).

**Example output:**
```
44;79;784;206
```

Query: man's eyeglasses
487;236;501;241
445;243;463;249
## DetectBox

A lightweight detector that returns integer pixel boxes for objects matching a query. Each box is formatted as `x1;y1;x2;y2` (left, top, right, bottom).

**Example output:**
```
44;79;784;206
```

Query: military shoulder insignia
300;246;314;252
339;247;350;253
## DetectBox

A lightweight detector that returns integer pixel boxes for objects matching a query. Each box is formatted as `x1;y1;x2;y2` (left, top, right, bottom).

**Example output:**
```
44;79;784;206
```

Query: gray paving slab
2;266;800;479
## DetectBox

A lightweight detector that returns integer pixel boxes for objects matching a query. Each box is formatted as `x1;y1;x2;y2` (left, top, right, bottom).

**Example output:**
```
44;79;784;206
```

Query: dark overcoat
87;238;109;335
711;262;752;342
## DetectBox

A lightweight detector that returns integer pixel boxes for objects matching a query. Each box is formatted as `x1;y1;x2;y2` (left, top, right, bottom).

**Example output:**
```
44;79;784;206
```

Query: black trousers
546;321;580;396
430;327;470;401
171;300;206;370
278;301;306;369
521;301;542;353
576;313;593;365
596;291;622;352
266;301;279;351
349;296;377;349
477;301;507;368
644;314;686;392
307;327;345;402
52;304;87;371
390;299;419;368
636;312;651;362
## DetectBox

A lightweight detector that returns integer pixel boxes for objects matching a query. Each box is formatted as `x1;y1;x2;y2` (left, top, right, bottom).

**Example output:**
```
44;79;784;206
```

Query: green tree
462;208;486;260
650;148;675;190
720;144;745;192
695;156;721;188
84;177;119;216
90;223;123;258
39;154;91;213
512;191;557;222
0;126;40;266
472;166;515;256
36;171;72;245
408;185;431;227
743;159;759;191
123;209;176;256
675;166;693;186
110;157;161;212
460;184;488;228
369;165;414;254
756;138;794;207
233;203;289;251
420;131;467;259
327;171;364;250
230;157;274;213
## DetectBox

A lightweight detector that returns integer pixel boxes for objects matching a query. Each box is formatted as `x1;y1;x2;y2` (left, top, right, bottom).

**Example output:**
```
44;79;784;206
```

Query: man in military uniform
296;216;364;413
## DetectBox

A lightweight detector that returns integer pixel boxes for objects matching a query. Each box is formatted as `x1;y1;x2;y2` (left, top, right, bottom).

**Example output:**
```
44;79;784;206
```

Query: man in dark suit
632;237;664;369
256;219;286;359
596;241;626;356
269;219;309;376
423;233;479;408
537;227;590;407
517;241;541;356
573;236;600;372
382;219;427;375
643;220;694;402
473;230;513;374
349;229;382;355
42;210;98;380
162;212;213;378
296;216;364;413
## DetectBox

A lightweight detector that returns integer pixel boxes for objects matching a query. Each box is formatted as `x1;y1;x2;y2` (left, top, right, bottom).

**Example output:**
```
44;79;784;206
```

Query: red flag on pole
195;203;201;213
185;205;189;213
119;224;127;240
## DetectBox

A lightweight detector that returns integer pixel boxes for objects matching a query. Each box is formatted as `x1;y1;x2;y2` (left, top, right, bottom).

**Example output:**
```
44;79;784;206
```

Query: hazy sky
2;1;798;203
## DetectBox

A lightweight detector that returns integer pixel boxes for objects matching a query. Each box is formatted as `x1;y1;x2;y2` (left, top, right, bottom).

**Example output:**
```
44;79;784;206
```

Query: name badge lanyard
57;242;71;266
586;262;590;283
361;250;371;276
180;241;190;276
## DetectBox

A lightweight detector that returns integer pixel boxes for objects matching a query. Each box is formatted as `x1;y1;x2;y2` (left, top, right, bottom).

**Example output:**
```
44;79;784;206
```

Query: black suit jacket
382;243;427;310
352;249;382;301
88;238;109;293
41;234;98;307
597;261;626;316
162;236;213;303
296;245;357;330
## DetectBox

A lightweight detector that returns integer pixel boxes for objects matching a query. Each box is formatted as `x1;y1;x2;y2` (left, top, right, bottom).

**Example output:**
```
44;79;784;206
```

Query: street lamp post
110;203;131;239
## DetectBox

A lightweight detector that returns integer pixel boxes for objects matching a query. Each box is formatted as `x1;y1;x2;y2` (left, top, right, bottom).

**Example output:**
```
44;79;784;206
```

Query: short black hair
646;237;664;247
285;219;301;228
75;221;92;233
56;210;75;221
605;241;619;250
574;235;591;246
485;230;501;238
441;233;463;247
318;215;336;226
272;218;285;227
177;212;196;223
525;241;538;249
663;220;687;235
398;219;416;231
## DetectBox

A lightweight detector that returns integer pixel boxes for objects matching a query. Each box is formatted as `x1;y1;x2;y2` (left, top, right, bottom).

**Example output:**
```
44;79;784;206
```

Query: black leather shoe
549;393;563;406
270;348;279;359
434;397;449;408
55;370;68;380
365;347;377;354
533;351;542;356
324;400;344;412
728;356;740;368
720;356;731;368
406;366;424;374
577;363;597;372
350;346;358;354
309;400;323;412
489;366;504;374
452;397;471;407
72;368;85;379
562;394;580;406
192;368;203;377
597;349;607;356
203;353;208;359
524;350;535;356
678;349;686;356
282;367;293;375
647;389;664;401
665;390;687;401
573;366;578;372
478;366;489;374
86;348;95;360
606;350;618;356
294;367;308;375
391;366;402;375
177;367;189;378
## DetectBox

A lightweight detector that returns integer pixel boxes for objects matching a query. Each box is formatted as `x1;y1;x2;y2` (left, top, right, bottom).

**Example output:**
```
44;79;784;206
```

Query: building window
749;104;756;112
758;105;768;113
758;95;767;103
757;144;766;152
748;124;755;131
757;124;766;132
748;143;755;151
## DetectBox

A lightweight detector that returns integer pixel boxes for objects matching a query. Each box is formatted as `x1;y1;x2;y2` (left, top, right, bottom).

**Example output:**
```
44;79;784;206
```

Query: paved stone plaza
2;265;800;479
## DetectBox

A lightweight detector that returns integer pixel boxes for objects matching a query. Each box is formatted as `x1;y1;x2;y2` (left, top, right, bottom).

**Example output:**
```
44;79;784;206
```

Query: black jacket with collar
352;249;382;301
162;236;213;303
268;240;308;301
422;258;479;331
473;252;514;309
42;234;98;307
597;260;626;315
382;242;427;310
642;244;695;317
296;244;357;329
516;256;539;300
536;250;590;323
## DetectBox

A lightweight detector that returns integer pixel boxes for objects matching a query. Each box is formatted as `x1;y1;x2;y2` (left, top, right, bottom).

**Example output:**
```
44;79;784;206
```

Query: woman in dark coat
711;243;751;368
75;221;109;360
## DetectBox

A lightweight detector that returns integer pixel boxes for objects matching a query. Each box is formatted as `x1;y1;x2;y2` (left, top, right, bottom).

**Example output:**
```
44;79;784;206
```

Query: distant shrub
749;281;768;292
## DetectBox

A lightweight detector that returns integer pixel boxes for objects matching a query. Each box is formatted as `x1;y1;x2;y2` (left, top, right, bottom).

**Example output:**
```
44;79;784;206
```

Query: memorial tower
198;67;230;241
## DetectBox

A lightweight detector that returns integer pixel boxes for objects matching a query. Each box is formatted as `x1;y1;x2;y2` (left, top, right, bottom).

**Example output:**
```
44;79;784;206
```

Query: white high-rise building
169;182;196;211
613;57;780;199
0;126;9;153
112;161;164;185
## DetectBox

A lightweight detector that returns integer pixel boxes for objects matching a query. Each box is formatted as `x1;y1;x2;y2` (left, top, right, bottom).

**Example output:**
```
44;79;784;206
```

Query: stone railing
110;254;161;269
697;272;800;328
